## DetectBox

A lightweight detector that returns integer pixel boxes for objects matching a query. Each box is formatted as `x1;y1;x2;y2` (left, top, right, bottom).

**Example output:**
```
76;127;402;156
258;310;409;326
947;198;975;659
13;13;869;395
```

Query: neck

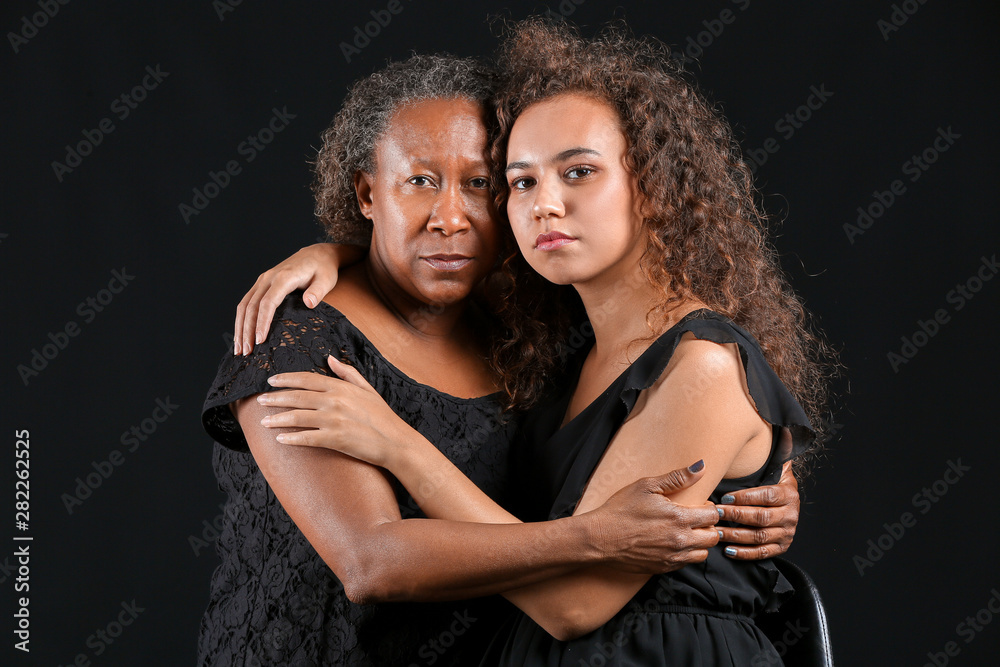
363;258;468;340
574;259;665;363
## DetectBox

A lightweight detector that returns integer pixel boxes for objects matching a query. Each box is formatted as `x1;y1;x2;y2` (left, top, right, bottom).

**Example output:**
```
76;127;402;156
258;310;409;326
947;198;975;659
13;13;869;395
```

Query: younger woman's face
504;93;647;287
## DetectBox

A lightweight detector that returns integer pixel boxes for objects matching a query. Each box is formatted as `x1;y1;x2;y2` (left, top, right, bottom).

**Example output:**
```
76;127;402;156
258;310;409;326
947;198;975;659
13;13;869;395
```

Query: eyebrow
505;147;602;173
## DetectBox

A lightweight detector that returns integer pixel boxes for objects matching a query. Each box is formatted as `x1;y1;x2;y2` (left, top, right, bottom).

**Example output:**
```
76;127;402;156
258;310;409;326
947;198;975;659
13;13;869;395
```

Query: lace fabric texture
198;294;516;666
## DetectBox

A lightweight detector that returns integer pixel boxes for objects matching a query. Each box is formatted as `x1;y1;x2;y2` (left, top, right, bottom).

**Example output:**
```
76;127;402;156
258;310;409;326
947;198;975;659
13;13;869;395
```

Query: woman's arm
234;242;365;355
497;334;774;639
237;392;718;605
265;338;778;639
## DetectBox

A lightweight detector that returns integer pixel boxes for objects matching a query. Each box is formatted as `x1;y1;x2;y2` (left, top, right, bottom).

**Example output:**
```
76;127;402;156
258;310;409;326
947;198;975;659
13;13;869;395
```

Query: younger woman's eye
566;166;594;179
509;176;535;190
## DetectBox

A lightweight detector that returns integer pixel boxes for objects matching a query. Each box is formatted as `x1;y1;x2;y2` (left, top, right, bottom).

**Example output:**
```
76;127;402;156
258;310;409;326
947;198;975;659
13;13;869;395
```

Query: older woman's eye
469;177;490;189
408;175;433;186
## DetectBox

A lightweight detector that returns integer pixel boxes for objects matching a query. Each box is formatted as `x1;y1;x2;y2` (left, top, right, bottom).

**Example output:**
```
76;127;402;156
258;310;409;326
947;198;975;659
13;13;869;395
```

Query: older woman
200;53;799;666
244;19;833;666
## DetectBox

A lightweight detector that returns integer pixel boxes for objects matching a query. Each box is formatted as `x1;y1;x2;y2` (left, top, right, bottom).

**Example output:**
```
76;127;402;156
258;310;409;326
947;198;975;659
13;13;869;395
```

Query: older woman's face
356;97;498;308
504;93;646;288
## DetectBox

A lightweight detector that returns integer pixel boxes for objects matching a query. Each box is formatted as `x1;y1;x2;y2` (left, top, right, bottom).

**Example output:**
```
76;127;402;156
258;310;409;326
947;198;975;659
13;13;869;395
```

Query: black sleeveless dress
198;293;517;666
482;309;814;666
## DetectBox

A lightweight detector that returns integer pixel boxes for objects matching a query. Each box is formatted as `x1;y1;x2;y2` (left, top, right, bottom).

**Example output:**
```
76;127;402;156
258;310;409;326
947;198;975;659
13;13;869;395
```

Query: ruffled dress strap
545;308;814;520
619;309;815;478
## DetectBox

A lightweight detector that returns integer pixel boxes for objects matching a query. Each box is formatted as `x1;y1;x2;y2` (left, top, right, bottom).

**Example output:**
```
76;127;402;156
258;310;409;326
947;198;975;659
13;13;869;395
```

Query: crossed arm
236;394;719;607
257;334;779;639
229;244;802;639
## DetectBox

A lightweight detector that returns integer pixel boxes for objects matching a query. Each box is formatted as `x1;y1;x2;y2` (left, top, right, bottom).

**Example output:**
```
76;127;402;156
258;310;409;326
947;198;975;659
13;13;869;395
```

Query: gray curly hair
312;54;496;245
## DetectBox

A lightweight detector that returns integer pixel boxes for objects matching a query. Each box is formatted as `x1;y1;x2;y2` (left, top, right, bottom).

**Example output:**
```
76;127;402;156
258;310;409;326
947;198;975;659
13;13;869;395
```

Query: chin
524;258;589;287
415;280;477;307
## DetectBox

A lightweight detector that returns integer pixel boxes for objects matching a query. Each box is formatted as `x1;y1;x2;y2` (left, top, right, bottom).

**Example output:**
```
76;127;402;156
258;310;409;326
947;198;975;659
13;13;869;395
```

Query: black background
3;1;999;665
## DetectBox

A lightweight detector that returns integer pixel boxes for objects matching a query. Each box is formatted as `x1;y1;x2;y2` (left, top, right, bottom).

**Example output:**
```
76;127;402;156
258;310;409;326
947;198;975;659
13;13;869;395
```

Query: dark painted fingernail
725;546;737;557
717;507;724;518
687;459;705;473
721;494;735;504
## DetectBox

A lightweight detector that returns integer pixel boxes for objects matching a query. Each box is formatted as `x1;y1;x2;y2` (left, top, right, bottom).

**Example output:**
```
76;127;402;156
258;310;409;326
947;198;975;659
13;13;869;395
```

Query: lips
423;254;473;271
534;230;576;252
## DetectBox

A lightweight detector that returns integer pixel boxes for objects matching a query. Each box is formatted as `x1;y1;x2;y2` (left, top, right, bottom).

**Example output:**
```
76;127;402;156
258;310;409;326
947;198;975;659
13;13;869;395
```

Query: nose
531;175;565;221
427;185;471;236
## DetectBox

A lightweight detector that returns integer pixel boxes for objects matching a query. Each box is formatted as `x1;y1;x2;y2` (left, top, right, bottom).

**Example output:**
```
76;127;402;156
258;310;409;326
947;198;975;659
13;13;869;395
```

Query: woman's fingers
717;525;788;546
301;270;338;310
235;280;265;356
719;483;786;508
717;480;796;560
669;502;720;530
259;408;327;430
716;503;794;528
719;542;785;560
252;283;289;347
256;389;328;410
693;525;721;549
327;356;378;394
241;281;267;355
267;371;340;391
274;430;339;447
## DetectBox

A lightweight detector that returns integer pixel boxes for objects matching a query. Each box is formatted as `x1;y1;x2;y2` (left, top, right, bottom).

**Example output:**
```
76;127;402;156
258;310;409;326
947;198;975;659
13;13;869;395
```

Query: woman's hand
715;460;800;559
235;243;365;356
257;356;421;468
586;463;720;574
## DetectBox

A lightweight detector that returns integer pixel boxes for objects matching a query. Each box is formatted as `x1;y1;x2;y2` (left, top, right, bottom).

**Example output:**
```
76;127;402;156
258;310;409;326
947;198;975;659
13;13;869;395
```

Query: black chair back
755;557;834;666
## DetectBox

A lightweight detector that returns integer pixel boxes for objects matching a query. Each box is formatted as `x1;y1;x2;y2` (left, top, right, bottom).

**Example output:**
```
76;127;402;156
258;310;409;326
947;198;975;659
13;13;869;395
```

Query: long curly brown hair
487;18;838;472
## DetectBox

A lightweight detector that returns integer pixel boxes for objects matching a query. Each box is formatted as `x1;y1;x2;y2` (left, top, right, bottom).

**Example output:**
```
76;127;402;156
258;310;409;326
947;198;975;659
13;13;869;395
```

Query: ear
353;171;375;220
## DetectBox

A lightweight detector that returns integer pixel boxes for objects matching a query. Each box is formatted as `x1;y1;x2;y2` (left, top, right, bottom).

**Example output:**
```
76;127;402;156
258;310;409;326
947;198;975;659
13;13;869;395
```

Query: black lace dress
198;293;517;666
482;309;814;666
